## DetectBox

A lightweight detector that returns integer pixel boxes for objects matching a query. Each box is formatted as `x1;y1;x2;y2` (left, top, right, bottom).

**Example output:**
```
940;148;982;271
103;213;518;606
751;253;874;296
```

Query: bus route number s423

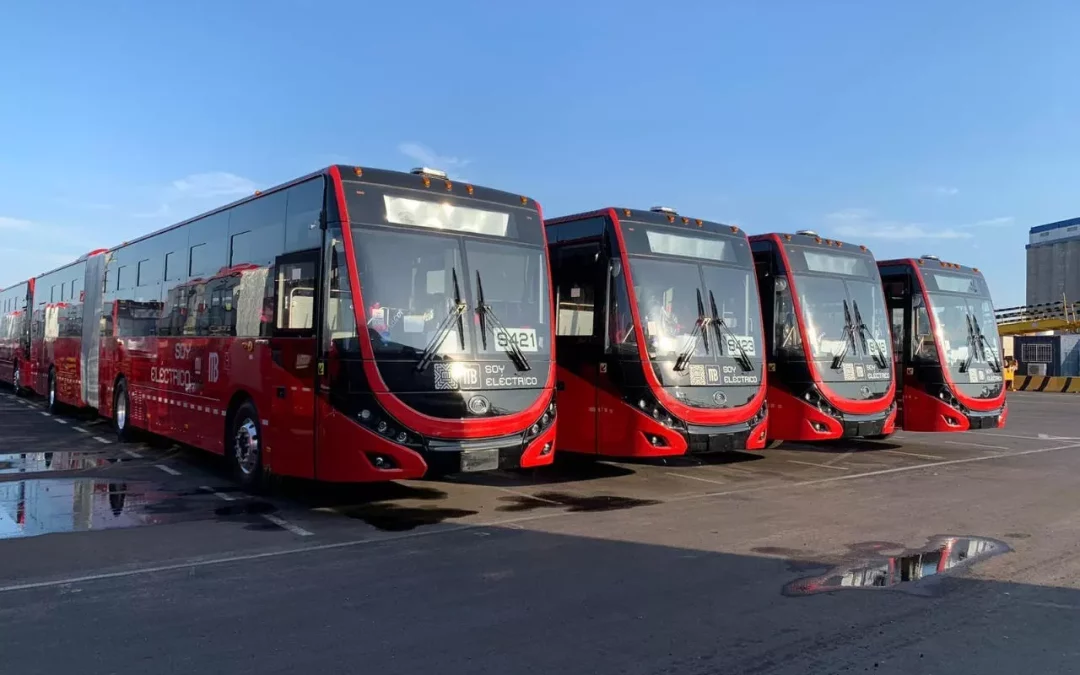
496;328;539;352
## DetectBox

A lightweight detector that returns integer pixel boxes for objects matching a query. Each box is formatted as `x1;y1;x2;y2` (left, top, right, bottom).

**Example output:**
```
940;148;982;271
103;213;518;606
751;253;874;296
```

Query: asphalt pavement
1;389;1079;674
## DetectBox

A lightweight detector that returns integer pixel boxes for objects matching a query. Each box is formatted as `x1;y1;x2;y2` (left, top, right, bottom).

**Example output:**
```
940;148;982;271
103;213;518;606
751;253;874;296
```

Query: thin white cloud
398;142;471;174
0;216;32;230
134;171;259;219
0;216;101;284
965;216;1014;228
824;208;972;240
934;186;959;196
171;172;258;199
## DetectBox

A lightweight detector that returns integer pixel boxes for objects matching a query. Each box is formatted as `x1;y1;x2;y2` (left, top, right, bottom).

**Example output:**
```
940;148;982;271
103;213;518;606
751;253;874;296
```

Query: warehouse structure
1027;216;1080;306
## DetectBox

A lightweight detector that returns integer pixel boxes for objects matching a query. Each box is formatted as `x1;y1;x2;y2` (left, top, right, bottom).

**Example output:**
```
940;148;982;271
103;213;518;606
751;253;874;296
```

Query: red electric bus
4;166;557;486
877;256;1006;431
545;207;768;457
27;251;109;411
0;280;33;393
749;232;896;441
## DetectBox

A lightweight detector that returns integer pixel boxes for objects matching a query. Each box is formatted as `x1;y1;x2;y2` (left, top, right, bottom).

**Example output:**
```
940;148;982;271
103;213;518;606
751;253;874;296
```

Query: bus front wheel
229;401;265;491
113;379;133;442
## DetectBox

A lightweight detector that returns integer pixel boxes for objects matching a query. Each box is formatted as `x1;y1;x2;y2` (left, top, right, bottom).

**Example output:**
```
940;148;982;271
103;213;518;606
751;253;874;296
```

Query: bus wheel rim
234;419;259;475
116;393;127;430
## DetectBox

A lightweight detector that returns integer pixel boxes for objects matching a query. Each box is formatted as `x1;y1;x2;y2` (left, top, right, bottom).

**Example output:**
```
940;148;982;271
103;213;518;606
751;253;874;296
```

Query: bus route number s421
496;328;539;352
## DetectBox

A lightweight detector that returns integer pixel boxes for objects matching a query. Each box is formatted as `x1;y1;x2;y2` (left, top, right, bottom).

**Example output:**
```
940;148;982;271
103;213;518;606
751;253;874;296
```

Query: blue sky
2;1;1078;306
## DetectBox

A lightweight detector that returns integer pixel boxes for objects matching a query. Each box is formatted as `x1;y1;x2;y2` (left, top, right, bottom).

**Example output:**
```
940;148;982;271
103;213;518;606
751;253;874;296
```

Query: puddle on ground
0;478;275;539
0;452;126;475
783;536;1010;596
495;491;661;514
335;503;479;532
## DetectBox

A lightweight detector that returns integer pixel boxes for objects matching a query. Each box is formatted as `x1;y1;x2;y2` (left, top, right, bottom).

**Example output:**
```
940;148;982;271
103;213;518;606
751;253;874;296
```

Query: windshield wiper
416;267;467;372
960;313;977;373
831;299;858;369
475;271;530;372
967;313;1002;373
851;299;889;369
674;289;710;372
709;290;754;372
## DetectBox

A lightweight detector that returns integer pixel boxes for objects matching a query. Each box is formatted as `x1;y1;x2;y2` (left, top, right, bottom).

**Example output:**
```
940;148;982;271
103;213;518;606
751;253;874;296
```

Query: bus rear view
878;256;1006;432
547;207;768;457
750;232;896;441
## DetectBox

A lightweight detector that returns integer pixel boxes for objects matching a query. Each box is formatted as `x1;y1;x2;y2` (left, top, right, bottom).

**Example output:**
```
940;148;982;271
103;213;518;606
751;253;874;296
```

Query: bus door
266;248;321;478
553;240;605;453
883;277;909;427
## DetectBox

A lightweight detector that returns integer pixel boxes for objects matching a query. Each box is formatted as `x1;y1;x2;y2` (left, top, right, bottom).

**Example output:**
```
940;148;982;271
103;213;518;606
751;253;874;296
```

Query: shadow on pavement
0;525;1072;675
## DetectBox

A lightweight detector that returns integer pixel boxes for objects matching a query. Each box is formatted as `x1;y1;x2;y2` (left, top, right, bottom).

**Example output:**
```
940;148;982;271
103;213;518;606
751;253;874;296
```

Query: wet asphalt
1;389;1079;674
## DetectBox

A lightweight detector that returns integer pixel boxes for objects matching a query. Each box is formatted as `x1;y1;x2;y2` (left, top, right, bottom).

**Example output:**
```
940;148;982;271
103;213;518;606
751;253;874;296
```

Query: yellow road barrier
1014;375;1080;392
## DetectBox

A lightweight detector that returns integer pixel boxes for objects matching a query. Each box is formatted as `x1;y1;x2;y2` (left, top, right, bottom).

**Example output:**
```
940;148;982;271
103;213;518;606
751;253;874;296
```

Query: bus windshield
629;257;762;372
926;293;1003;385
352;225;550;363
914;270;1004;394
786;274;892;382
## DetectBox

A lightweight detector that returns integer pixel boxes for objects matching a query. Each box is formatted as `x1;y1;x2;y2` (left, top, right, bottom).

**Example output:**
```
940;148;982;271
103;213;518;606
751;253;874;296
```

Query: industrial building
1026;216;1080;306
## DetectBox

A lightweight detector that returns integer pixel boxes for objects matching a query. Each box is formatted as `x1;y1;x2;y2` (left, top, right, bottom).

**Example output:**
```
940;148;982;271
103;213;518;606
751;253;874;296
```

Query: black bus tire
113;379;134;442
229;401;265;491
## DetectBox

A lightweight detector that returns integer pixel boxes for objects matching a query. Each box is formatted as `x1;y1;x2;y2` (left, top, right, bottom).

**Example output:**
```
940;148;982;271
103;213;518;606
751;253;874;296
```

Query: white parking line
938;439;1012;451
491;487;562;505
72;426;89;434
92;436;112;445
822;451;854;467
39;411;51;417
882;449;944;461
53;418;68;425
666;471;728;486
974;432;1041;440
155;464;181;476
124;449;143;459
200;486;236;502
787;460;849;472
261;514;313;537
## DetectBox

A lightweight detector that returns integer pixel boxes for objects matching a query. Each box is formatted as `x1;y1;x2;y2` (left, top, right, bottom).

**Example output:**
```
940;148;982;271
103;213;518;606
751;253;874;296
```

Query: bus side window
606;258;636;353
891;307;904;355
773;277;802;356
911;295;938;362
554;244;599;339
273;252;318;336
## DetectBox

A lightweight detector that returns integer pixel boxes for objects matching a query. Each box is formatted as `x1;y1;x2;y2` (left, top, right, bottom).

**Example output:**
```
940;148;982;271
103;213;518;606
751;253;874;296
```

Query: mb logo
208;353;220;384
433;362;480;390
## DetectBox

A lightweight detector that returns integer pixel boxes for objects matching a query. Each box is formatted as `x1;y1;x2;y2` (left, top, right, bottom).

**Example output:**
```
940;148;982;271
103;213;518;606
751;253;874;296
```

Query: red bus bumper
312;403;555;482
899;385;1006;432
765;386;895;442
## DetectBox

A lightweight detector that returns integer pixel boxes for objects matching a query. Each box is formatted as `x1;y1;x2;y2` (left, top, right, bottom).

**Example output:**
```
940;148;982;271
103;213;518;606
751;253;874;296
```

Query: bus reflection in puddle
0;478;185;539
0;452;125;474
784;536;1009;596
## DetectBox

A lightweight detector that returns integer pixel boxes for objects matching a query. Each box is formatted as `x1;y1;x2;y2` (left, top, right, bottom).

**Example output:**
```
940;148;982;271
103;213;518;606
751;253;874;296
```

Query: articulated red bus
545;207;768;457
749;231;896;441
878;256;1006;432
0;280;33;392
2;166;557;486
27;251;109;411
